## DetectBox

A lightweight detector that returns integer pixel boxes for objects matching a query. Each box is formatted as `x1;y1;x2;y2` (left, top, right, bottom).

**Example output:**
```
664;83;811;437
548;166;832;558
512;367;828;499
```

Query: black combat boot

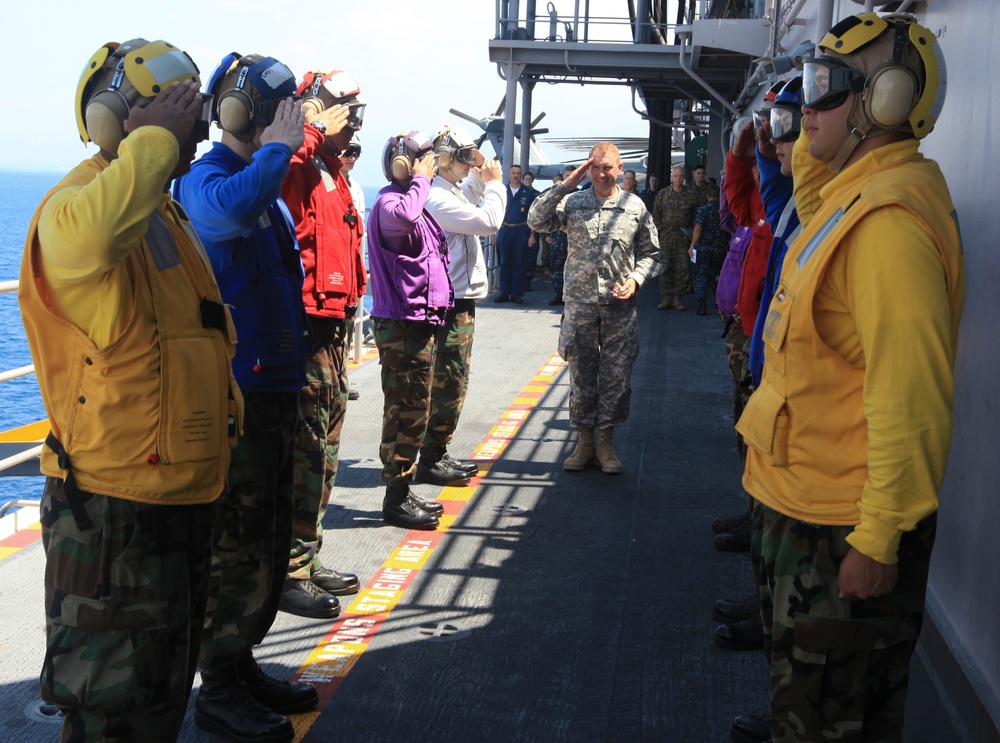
415;456;471;486
278;578;341;619
195;666;294;743
382;486;439;530
238;651;318;714
439;450;480;476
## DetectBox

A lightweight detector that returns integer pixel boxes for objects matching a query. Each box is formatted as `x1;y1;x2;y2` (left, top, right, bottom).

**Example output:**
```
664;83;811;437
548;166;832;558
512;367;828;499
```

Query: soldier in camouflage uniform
689;164;712;206
652;165;697;310
20;41;240;742
528;142;661;475
420;125;506;485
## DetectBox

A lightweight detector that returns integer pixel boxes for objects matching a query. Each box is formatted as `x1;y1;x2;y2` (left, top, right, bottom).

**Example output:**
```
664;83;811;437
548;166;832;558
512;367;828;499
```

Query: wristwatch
310;120;327;135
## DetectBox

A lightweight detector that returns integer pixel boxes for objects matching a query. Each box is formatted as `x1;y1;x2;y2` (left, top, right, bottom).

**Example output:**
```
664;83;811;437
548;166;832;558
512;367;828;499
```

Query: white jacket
425;171;506;300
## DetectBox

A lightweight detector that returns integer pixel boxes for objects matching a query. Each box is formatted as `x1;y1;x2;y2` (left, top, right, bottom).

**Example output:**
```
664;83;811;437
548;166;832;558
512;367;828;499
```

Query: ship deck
0;281;960;742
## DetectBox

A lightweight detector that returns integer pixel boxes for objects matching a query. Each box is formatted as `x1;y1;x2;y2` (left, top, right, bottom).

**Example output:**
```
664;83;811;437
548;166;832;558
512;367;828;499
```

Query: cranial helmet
76;39;201;151
433;124;479;166
207;53;298;143
382;131;433;182
297;69;365;129
769;76;804;143
806;12;946;171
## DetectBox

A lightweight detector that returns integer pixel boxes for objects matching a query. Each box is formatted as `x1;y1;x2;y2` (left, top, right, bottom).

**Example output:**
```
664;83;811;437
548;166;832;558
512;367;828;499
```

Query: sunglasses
343;145;362;159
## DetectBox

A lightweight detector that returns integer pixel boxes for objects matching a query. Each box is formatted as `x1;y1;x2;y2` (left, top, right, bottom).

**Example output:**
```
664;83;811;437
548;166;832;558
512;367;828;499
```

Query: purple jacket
368;174;454;325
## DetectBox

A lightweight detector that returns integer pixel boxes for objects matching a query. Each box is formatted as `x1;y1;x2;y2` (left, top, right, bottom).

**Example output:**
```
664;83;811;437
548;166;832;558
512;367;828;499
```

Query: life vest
19;170;243;506
736;152;962;525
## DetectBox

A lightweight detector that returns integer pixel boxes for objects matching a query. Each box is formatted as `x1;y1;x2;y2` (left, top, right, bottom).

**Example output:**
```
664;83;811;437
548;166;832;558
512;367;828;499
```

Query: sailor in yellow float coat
20;129;242;503
17;39;242;743
733;13;964;740
738;134;964;564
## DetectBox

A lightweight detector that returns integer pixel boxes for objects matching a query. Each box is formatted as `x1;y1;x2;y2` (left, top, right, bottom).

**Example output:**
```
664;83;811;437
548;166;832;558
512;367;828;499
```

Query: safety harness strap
44;431;94;532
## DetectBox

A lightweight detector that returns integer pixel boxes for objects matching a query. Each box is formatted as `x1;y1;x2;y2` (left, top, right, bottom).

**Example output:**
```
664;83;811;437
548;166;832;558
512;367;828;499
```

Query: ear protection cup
390;140;414;180
864;65;919;129
84;90;131;151
217;89;254;139
302;98;325;117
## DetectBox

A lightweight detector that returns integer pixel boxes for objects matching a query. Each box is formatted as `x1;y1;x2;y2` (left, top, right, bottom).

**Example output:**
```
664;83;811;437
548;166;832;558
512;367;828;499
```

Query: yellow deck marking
288;352;566;740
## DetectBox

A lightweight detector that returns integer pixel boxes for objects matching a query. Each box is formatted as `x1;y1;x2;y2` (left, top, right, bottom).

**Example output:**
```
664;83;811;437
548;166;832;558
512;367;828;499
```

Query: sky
0;0;657;186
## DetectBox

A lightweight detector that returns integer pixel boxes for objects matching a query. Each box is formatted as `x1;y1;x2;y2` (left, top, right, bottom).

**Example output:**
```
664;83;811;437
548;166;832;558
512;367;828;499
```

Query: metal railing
0;280;43;522
498;8;678;46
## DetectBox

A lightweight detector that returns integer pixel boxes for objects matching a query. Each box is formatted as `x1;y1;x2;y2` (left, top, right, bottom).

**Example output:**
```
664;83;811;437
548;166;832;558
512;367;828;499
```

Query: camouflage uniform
691;200;728;301
528;183;661;427
651;186;697;299
560;301;639;425
690;180;712;206
288;317;351;580
725;323;752;463
548;229;568;295
200;392;298;672
752;503;936;742
421;302;476;462
374;318;437;488
40;480;213;743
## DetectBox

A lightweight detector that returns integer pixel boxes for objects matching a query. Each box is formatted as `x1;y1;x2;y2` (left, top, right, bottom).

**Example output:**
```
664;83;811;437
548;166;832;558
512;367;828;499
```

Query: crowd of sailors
18;8;963;742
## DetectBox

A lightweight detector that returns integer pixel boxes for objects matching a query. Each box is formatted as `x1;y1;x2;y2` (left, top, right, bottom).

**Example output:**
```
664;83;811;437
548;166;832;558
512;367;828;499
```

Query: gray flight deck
0;280;962;742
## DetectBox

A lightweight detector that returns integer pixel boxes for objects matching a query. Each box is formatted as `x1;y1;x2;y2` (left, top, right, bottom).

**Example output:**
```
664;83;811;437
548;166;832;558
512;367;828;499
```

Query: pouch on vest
736;379;790;468
761;283;795;378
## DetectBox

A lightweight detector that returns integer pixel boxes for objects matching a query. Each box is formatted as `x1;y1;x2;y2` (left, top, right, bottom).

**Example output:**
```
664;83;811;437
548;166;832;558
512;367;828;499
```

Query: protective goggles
802;57;862;111
252;94;302;127
343;143;362;158
769;105;802;142
453;147;478;165
193;93;214;140
752;109;768;130
346;103;366;130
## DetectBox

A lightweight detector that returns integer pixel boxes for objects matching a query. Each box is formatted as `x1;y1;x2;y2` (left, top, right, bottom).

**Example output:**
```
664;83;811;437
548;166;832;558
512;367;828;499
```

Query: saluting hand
412;152;437;179
562;159;592;190
260;98;305;152
732;120;757;159
757;120;778;161
478;158;503;183
309;103;350;135
126;80;201;146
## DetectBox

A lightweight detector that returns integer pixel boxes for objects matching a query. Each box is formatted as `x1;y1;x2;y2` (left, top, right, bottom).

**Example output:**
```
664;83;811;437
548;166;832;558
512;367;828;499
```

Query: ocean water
0;170;380;511
0;170;60;509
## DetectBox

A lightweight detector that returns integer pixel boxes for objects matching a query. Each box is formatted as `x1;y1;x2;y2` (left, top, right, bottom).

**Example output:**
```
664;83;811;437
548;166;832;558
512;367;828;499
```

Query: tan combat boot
670;295;686;311
595;427;623;475
563;426;595;471
657;296;671;310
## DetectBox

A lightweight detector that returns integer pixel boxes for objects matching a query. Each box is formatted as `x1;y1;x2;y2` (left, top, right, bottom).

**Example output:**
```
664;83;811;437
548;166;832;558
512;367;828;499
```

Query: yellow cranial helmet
819;12;946;138
75;39;201;151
